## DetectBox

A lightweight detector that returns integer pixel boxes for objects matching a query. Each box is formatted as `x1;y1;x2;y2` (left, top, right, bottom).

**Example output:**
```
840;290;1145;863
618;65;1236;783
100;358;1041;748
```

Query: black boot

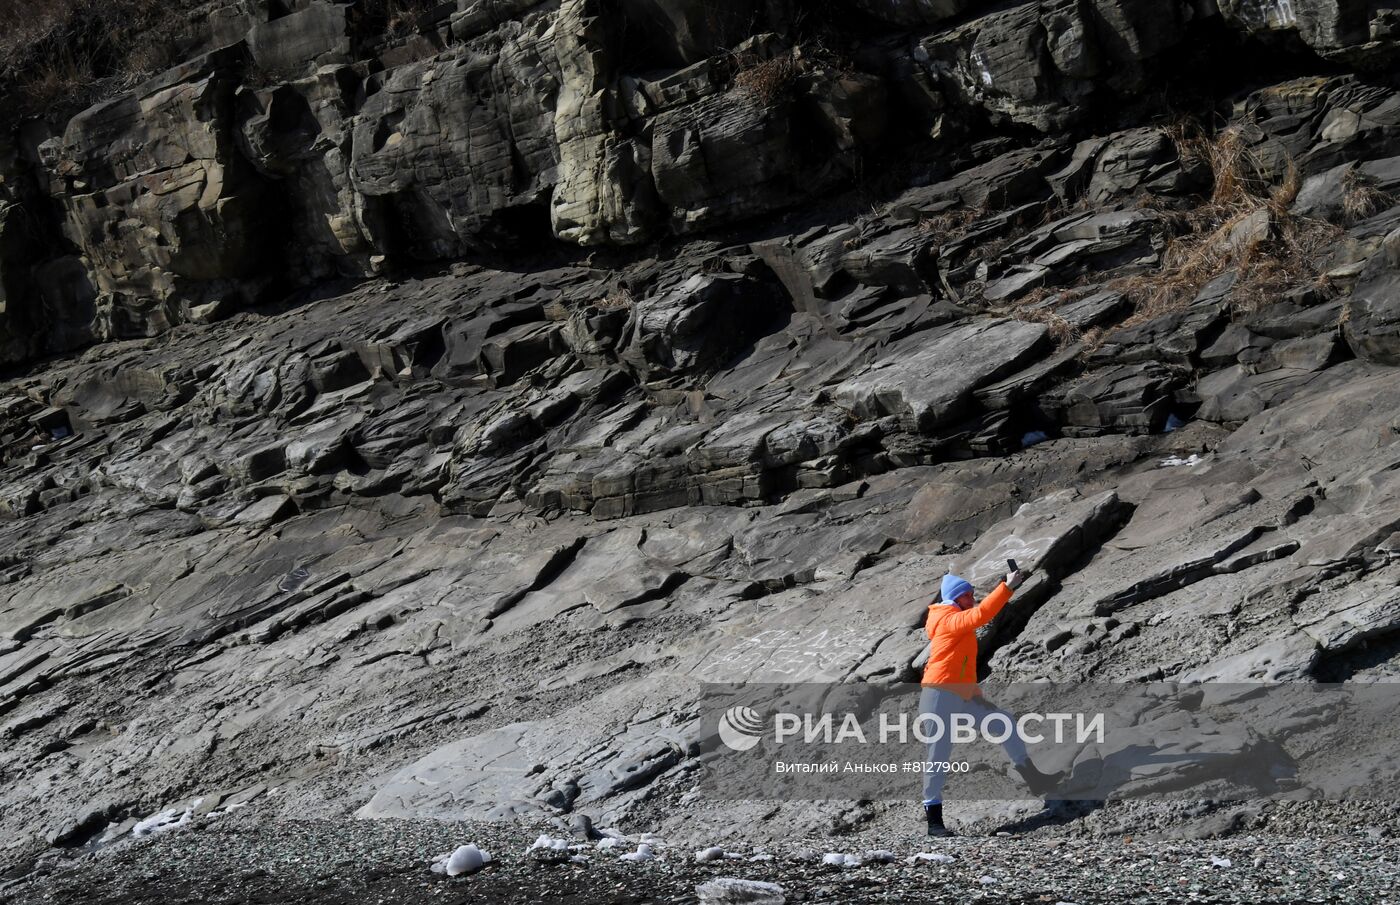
1015;760;1065;796
924;802;952;837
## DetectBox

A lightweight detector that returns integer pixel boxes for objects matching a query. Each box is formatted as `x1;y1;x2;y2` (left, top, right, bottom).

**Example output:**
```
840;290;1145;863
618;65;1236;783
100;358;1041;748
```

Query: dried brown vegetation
733;52;798;106
355;0;437;37
1341;167;1395;225
0;0;193;114
916;208;980;247
1108;126;1341;327
985;125;1342;353
596;288;635;310
1006;287;1084;347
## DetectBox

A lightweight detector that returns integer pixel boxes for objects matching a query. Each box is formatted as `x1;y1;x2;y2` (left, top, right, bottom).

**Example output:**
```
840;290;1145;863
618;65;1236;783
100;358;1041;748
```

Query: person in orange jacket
919;569;1063;837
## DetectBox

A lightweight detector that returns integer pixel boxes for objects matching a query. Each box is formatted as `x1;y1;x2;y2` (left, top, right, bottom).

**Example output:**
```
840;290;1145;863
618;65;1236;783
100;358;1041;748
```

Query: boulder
651;92;808;233
1083;128;1197;203
888;145;1065;219
619;274;781;382
832;318;1048;433
1053;362;1183;433
839;226;937;294
981;209;1165;301
751;225;861;314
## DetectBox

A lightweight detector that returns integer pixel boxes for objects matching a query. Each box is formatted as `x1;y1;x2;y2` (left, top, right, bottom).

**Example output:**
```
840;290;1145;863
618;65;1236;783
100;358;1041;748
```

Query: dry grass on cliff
1004;286;1086;347
596;288;635;310
357;0;438;37
1341;167;1395;225
991;126;1343;356
0;0;193;113
734;54;798;106
916;208;981;247
1107;126;1342;329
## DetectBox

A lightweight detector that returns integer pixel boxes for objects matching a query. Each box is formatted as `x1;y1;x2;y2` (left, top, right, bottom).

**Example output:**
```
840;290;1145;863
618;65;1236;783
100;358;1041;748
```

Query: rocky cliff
4;0;1400;880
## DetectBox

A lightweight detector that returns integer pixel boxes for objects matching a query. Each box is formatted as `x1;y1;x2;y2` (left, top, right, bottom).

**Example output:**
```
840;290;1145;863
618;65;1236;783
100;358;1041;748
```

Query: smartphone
1007;558;1018;572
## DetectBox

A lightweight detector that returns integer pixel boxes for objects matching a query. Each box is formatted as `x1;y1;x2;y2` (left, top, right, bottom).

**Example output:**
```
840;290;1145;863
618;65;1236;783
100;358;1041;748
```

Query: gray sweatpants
918;686;1029;804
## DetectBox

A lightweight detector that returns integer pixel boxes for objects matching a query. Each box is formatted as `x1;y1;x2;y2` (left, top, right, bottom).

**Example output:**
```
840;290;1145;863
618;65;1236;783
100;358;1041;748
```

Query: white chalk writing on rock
699;628;886;680
969;534;1055;585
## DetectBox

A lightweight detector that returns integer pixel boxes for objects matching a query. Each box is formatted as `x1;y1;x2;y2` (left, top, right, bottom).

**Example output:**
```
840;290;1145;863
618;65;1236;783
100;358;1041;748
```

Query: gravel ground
2;806;1398;904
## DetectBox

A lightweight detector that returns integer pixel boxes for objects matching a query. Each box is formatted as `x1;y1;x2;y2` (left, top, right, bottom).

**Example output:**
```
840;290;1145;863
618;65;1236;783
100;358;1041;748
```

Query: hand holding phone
1006;558;1026;590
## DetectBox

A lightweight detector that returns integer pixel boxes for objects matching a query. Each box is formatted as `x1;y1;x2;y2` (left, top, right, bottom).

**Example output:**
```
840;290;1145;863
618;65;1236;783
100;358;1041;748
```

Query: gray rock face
350;30;561;259
981;209;1165;301
1343;225;1400;363
913;0;1192;132
833;319;1049;432
1053;362;1183;433
0;138;35;363
7;0;1400;864
247;2;351;75
1239;74;1400;177
892;146;1067;219
1220;0;1400;68
4;0;1399;362
619;274;781;382
39;47;269;344
1082;128;1200;203
651;91;810;234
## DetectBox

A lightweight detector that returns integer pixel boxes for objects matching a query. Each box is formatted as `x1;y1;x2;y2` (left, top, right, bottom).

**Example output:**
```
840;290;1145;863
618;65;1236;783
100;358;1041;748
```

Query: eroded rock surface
4;0;1400;869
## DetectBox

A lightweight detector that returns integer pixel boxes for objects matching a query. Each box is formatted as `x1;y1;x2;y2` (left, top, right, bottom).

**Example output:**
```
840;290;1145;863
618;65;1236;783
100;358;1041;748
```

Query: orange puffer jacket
920;582;1013;693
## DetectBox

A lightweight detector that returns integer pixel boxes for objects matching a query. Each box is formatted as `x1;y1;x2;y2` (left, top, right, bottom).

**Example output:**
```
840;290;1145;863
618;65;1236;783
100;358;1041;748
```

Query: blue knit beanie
941;573;973;603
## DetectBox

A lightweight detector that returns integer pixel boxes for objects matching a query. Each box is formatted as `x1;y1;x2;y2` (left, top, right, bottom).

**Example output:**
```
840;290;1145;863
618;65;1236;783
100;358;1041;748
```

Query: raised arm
930;582;1013;636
